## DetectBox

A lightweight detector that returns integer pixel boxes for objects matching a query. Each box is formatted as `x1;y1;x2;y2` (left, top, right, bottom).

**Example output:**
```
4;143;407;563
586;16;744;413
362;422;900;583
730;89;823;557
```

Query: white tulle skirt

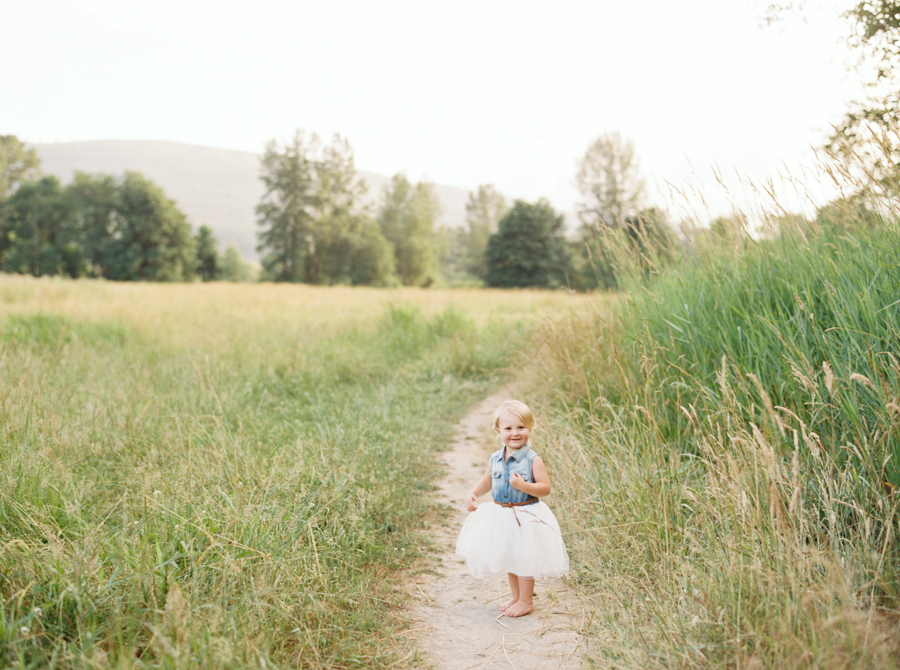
455;500;569;579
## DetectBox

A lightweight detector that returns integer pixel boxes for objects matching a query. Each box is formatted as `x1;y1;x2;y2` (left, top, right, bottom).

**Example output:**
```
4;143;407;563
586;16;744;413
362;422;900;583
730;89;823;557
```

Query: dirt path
410;391;585;669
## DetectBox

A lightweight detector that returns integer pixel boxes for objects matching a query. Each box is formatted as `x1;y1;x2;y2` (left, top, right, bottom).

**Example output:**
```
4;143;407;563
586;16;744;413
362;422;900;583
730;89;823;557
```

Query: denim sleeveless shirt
490;444;539;505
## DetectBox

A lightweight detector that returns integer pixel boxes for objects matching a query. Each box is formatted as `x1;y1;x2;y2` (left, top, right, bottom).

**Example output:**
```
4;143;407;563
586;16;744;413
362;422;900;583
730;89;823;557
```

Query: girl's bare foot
504;601;534;618
500;597;517;611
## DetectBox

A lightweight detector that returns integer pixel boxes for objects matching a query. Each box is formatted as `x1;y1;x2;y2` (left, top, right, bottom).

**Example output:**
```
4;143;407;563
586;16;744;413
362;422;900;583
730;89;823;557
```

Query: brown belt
494;497;538;526
493;497;538;508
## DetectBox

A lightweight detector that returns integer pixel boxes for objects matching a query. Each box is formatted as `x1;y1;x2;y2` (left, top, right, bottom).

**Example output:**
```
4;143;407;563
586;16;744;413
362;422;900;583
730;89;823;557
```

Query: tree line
252;129;675;291
0;129;667;290
0;135;254;282
1;123;870;290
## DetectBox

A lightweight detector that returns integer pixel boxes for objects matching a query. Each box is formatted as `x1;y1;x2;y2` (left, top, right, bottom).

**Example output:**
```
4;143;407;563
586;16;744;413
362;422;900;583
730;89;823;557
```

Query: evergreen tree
256;131;395;285
195;225;220;281
256;132;319;282
377;174;440;286
484;199;570;288
463;185;507;279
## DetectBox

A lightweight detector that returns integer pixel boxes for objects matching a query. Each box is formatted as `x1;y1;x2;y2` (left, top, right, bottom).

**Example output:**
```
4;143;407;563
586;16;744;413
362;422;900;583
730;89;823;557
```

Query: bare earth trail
410;391;585;669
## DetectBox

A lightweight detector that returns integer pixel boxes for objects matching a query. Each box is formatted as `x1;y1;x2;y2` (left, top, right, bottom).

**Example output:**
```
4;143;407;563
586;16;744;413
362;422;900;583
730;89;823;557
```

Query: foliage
219;245;258;282
102;172;196;281
815;1;900;178
484;199;571;288
570;206;678;291
0;176;72;276
462;185;507;280
63;172;118;277
0;135;40;197
195;224;220;281
575;131;645;227
0;169;202;282
257;131;395;286
256;131;322;282
572;133;674;291
376;174;440;287
341;216;397;286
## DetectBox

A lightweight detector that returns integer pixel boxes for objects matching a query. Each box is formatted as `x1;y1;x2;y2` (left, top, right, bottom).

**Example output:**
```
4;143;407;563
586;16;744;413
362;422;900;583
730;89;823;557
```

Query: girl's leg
504;576;534;618
501;573;519;611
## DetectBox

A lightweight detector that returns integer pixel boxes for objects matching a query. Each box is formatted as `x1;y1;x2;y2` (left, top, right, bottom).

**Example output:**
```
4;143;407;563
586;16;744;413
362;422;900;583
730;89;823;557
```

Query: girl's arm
466;466;492;511
510;455;551;498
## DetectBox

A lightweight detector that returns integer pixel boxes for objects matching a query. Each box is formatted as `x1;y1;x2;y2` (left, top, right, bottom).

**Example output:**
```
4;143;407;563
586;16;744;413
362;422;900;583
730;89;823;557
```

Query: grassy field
534;222;900;668
0;278;596;669
6;215;900;670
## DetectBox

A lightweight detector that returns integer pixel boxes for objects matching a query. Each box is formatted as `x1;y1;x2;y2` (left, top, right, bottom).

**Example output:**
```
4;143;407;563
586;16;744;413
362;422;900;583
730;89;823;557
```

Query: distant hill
33;140;472;261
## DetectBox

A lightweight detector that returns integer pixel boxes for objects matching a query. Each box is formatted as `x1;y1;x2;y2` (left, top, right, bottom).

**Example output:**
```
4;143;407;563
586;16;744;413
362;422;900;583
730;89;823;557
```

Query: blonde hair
493;400;536;431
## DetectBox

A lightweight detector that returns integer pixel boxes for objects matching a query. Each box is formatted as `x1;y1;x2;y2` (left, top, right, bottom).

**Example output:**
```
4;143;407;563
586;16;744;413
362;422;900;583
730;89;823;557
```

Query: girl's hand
466;492;480;512
510;473;528;492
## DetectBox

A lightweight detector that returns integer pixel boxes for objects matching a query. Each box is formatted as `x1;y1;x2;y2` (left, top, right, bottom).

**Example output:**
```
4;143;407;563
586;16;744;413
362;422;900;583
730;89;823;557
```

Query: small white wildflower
20;626;29;635
154;490;161;496
33;607;42;618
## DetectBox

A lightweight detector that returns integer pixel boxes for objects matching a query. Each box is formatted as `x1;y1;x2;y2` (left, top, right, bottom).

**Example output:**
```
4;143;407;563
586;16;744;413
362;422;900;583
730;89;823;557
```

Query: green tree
104;172;196;281
256;131;393;285
0;135;40;197
220;245;258;282
256;131;319;282
0;175;71;276
463;184;507;280
63;172;117;277
828;2;900;181
576;132;645;228
343;216;398;286
313;138;396;285
195;225;220;281
766;2;900;179
484;199;570;288
377;174;440;286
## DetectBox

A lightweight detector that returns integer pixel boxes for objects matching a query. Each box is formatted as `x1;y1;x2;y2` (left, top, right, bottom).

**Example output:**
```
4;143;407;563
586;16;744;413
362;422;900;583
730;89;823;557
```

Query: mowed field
0;277;598;669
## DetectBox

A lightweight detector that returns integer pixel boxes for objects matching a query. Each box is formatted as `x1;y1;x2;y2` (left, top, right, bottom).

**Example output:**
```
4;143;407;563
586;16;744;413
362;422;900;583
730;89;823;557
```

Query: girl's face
495;411;530;451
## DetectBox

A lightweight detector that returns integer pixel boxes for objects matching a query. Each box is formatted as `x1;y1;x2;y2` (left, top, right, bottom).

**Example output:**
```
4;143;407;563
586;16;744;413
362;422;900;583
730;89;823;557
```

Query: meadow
535;219;900;668
0;279;595;669
3;210;900;670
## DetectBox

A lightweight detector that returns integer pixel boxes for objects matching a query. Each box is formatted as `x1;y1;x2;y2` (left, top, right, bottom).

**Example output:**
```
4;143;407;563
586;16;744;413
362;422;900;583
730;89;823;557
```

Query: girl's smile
496;411;530;453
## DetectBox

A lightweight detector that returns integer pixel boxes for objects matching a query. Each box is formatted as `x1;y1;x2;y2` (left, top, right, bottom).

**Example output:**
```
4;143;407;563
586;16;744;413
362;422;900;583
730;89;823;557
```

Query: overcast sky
2;0;863;222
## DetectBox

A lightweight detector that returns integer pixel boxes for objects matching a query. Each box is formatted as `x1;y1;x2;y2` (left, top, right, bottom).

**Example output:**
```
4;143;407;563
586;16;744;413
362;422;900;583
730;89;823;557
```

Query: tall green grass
534;224;900;668
0;282;589;669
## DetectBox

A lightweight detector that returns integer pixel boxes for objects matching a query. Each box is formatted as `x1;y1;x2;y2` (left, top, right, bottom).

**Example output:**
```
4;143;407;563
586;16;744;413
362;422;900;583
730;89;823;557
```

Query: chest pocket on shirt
507;460;533;482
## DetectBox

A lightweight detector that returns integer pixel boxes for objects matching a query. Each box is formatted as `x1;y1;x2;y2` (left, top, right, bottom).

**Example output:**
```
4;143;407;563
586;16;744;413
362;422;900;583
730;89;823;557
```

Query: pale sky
2;0;863;223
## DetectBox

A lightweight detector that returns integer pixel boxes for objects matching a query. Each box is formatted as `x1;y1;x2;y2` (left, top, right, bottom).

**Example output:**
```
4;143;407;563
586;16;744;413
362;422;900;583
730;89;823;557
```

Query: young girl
456;400;569;617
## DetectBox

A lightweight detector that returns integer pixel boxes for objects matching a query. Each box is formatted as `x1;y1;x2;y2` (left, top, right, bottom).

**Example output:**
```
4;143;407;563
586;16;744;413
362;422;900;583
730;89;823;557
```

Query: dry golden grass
0;274;602;670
